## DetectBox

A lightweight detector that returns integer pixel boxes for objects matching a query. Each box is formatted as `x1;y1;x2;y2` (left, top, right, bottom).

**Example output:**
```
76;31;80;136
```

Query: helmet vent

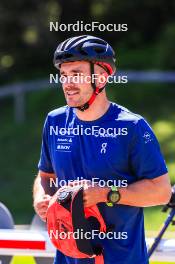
93;47;105;54
63;53;73;59
80;49;88;56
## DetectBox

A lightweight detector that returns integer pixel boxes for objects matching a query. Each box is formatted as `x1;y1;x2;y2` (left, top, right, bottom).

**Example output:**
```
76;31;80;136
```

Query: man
33;35;171;264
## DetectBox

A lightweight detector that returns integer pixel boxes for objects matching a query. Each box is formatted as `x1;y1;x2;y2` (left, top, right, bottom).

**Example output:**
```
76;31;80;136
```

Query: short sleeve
130;118;168;180
38;116;54;173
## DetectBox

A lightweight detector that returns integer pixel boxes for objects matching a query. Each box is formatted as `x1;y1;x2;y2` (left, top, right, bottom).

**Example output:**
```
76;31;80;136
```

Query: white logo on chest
57;145;70;150
100;143;107;154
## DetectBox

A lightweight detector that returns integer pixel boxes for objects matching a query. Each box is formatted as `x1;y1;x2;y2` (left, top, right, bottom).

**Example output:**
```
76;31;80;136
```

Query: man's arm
118;173;171;207
83;173;172;207
33;170;56;221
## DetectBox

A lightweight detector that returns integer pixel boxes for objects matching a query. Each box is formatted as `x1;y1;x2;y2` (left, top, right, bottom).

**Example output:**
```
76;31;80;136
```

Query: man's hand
33;194;51;222
83;186;109;207
66;179;109;207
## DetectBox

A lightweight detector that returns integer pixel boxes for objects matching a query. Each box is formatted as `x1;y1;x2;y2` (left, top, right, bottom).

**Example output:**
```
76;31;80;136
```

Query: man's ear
96;71;109;89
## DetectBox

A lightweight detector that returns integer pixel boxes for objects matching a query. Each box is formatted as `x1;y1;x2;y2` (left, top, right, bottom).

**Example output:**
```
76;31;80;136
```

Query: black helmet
54;35;116;75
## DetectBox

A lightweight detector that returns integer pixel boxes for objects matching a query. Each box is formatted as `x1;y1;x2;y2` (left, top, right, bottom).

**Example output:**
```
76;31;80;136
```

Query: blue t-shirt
38;102;167;264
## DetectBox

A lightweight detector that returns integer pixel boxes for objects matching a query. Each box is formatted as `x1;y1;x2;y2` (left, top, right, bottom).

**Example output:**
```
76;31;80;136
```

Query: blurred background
0;0;175;238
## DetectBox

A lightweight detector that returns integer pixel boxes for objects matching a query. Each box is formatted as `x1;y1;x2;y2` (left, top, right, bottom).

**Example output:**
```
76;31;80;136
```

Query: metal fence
0;71;175;123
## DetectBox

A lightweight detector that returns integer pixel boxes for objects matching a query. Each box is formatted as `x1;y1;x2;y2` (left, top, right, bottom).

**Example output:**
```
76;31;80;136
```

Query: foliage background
0;0;175;233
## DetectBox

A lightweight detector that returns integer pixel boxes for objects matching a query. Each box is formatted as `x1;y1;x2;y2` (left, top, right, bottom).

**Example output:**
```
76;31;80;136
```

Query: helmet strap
77;62;105;112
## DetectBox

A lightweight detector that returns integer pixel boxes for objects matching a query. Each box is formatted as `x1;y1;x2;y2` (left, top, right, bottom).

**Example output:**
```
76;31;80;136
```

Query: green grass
0;88;65;223
144;206;174;233
1;83;175;228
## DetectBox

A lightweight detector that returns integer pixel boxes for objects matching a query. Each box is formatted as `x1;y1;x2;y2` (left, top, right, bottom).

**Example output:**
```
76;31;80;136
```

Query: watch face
57;191;71;203
110;191;120;203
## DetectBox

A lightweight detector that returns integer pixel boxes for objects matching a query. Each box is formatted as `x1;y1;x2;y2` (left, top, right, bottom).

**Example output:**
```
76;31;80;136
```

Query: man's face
60;61;93;107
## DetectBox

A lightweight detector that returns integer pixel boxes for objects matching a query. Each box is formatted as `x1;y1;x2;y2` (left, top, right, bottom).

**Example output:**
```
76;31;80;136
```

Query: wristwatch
57;190;72;204
106;186;121;207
